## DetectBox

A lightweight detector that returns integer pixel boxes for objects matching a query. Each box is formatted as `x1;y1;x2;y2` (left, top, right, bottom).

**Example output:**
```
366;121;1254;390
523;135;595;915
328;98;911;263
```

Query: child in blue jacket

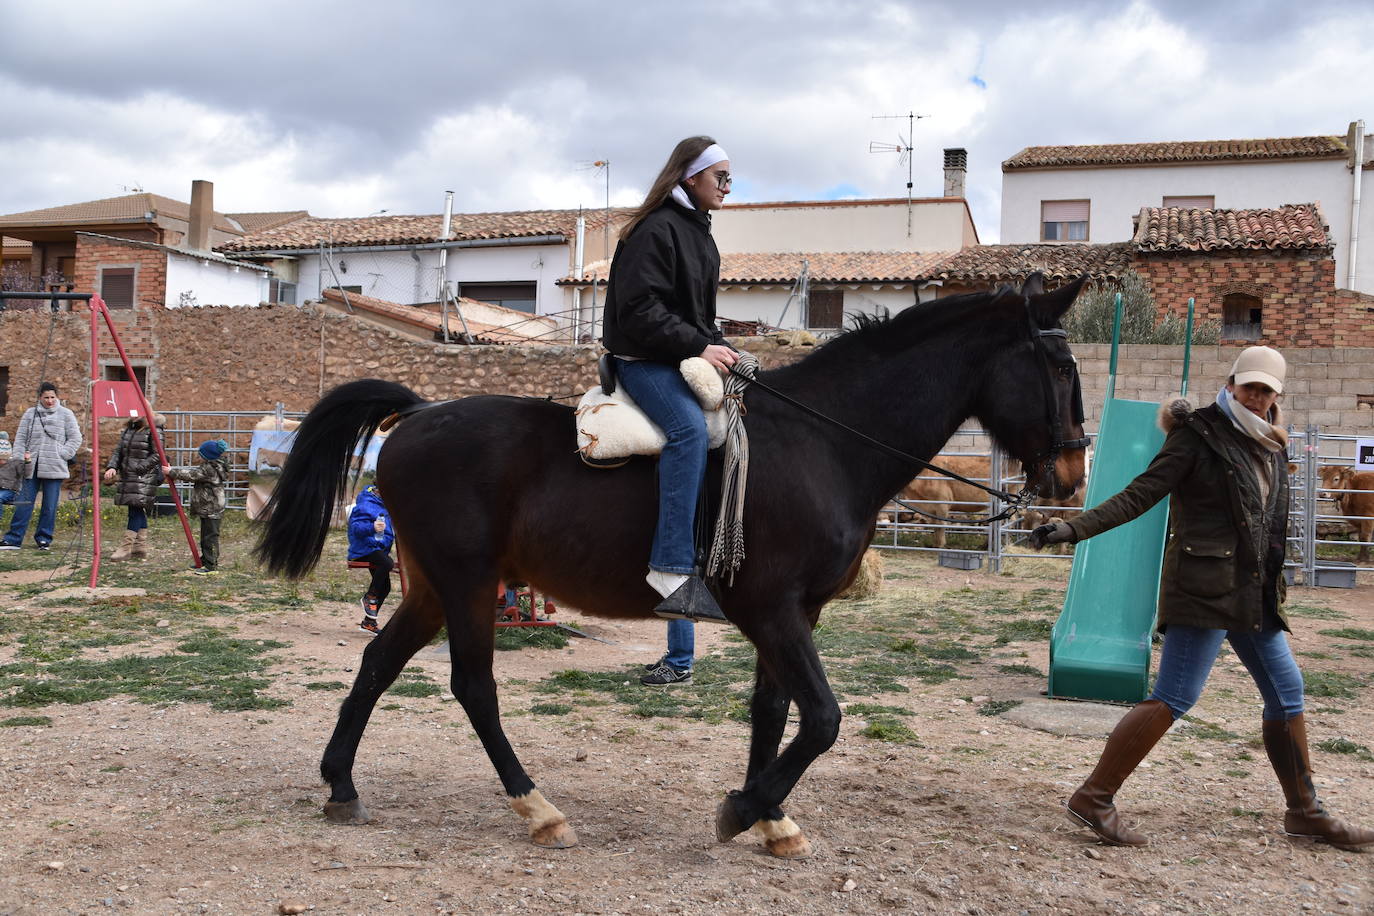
347;485;395;634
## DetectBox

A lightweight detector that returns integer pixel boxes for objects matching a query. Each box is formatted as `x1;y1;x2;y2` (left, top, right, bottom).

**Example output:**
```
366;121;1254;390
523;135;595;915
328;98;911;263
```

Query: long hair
618;135;717;242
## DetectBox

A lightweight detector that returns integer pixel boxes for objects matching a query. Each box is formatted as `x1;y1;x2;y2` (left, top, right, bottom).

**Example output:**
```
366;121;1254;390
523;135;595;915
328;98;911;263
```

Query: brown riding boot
110;530;136;560
1066;699;1174;846
130;529;149;560
1263;714;1374;852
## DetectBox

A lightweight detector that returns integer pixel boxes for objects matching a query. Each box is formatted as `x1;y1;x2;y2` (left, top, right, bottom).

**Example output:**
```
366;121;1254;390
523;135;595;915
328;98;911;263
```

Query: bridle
733;304;1089;525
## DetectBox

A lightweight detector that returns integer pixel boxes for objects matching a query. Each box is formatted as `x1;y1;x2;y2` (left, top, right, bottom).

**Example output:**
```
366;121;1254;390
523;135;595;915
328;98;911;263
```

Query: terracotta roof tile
318;288;561;345
225;211;310;233
562;250;954;285
924;243;1134;284
220;207;633;253
1003;135;1348;170
0;192;242;233
1133;203;1330;252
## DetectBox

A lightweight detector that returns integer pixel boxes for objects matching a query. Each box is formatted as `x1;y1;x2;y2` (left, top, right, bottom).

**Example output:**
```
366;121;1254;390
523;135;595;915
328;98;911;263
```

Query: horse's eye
1056;366;1074;381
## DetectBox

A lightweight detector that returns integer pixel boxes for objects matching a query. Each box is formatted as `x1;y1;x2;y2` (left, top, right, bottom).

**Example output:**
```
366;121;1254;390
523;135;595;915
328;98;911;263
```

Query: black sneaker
640;663;691;686
361;594;381;617
0;544;19;551
358;616;380;635
34;542;50;551
643;655;668;672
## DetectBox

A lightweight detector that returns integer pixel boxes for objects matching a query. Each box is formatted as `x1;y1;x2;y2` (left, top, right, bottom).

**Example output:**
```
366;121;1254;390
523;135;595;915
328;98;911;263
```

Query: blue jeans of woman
3;476;62;547
614;359;708;575
665;619;695;671
1150;624;1305;722
126;506;148;532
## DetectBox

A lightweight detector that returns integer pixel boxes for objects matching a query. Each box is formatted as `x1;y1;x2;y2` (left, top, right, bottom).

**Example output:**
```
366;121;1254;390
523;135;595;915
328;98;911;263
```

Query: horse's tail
254;379;425;579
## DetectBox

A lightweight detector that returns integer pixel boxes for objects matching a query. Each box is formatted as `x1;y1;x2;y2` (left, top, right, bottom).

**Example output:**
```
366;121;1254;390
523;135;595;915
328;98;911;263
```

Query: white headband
682;144;728;180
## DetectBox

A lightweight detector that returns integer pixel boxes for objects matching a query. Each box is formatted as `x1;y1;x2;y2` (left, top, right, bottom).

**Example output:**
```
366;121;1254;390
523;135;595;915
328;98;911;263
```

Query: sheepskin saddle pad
576;357;727;468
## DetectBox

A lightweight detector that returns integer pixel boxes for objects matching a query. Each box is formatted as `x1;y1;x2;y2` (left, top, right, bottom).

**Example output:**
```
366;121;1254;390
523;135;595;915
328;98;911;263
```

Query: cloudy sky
2;0;1370;242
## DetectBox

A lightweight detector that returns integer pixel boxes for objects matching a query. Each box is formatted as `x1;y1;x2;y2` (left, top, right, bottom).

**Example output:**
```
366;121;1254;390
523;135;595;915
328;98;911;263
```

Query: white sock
645;570;689;599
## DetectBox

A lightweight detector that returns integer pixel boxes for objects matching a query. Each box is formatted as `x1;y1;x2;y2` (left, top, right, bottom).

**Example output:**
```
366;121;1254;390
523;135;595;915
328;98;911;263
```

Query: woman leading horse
255;275;1088;857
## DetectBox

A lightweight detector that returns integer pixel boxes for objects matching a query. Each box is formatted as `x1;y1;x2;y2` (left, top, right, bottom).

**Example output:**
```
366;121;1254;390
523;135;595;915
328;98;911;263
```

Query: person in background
102;411;166;560
1032;346;1372;851
641;619;695;686
347;484;395;635
0;432;22;531
1;382;82;551
162;439;230;575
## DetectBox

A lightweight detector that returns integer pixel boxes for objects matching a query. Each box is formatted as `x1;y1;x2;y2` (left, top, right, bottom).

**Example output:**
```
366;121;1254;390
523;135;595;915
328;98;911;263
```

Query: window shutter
1042;200;1090;222
100;268;135;309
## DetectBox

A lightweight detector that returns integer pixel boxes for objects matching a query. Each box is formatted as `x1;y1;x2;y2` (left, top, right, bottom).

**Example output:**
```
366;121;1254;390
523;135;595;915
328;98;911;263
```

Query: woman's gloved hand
1029;519;1076;550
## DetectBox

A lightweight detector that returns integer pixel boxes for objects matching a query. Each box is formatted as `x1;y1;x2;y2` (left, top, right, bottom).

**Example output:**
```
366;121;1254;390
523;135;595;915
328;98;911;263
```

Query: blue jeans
615;359;708;574
0;488;12;530
126;506;148;531
1150;624;1305;722
4;476;62;547
665;619;695;671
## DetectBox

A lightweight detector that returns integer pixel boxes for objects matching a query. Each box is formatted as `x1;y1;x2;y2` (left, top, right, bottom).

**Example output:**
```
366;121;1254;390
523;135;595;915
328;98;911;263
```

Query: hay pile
836;548;883;599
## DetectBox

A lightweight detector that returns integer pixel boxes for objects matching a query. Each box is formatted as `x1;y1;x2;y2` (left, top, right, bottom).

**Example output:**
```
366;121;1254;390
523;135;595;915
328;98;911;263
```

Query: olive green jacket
1065;399;1289;633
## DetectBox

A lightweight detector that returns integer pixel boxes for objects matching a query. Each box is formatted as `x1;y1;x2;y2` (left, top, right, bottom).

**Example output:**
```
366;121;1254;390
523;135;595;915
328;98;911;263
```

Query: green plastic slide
1047;296;1194;703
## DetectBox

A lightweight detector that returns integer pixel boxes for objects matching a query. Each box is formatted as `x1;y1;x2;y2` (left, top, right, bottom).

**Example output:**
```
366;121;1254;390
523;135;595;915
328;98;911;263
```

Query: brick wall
1135;250;1374;348
1;307;1370;450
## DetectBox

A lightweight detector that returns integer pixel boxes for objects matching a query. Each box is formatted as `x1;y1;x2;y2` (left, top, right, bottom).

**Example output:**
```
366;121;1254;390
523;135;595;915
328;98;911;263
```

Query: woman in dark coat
1033;346;1372;851
102;413;165;560
600;135;737;625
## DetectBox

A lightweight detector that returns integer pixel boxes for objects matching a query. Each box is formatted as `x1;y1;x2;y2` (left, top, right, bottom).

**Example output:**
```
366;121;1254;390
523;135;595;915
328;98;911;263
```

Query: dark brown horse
255;275;1088;858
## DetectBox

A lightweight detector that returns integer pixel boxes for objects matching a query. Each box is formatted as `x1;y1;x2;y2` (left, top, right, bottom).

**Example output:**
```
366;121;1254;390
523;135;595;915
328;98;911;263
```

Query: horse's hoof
715;794;747;842
530;819;579;849
323;799;370;825
754;816;813;858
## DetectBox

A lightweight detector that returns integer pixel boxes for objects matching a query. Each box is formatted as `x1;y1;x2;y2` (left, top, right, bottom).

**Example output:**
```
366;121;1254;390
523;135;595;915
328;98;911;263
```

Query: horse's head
975;274;1088;501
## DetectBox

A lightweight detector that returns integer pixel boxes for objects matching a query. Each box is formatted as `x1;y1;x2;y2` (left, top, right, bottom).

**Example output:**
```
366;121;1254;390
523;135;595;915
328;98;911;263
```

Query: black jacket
600;200;725;361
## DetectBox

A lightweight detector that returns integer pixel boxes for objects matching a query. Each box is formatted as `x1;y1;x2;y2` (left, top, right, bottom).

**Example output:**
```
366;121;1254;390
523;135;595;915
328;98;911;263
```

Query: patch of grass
1223;769;1250;779
389;671;442;698
858;720;921;745
991;618;1054;645
977;699;1023;717
1285;603;1348;620
997;664;1044;677
1317;627;1374;641
494;626;571;651
1315;737;1373;760
1179;716;1240;741
0;715;51;727
846;703;911;718
530;703;573;716
305;681;349;691
1304;671;1365;700
1229;807;1262;819
0;631;289;711
1349;646;1374;659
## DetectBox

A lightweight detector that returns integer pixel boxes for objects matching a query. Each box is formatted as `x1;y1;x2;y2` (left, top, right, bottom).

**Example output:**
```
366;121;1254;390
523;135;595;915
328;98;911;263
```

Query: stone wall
1;306;1370;450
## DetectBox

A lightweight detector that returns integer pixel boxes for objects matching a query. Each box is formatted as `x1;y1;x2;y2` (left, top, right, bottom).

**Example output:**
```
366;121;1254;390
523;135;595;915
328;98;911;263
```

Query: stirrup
653;577;727;622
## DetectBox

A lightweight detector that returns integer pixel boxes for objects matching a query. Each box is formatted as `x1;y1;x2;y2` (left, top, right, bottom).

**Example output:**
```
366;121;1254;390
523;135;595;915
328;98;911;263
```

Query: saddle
576;356;728;468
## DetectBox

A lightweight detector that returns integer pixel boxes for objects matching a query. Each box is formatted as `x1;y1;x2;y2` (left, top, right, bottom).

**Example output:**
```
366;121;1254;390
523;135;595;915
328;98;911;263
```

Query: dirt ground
1;546;1371;916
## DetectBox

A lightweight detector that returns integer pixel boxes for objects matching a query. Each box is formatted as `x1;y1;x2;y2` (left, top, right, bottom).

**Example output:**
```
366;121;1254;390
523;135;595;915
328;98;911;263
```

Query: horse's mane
767;286;1023;381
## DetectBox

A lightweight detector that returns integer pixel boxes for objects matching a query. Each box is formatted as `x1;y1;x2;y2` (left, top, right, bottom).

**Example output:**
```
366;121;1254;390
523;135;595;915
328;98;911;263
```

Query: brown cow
1020;483;1087;554
1319;465;1374;563
893;456;999;549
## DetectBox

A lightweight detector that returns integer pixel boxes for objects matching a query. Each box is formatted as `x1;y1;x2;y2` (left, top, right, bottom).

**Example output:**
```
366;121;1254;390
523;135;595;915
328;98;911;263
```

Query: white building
1000;123;1374;294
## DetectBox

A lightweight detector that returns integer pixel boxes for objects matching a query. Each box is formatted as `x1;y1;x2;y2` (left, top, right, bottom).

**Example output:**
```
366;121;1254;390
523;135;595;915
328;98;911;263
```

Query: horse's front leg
441;581;578;849
742;663;813;858
321;583;444;824
721;615;839;854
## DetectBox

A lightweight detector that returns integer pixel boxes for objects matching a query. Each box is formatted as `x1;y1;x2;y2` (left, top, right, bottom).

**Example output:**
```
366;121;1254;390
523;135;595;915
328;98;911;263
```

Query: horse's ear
1029;275;1087;324
1020;272;1046;298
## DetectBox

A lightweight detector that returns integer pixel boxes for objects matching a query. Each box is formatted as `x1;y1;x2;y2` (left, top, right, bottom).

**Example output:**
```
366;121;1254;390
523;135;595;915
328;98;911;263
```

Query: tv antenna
119;183;144;193
869;111;929;236
577;158;612;258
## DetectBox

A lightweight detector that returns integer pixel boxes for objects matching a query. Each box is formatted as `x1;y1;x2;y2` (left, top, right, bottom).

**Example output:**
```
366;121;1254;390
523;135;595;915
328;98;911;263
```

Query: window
269;278;297;305
459;282;538;313
102;363;150;395
100;267;135;309
1163;195;1215;210
1222;292;1262;340
1041;200;1089;241
807;289;844;329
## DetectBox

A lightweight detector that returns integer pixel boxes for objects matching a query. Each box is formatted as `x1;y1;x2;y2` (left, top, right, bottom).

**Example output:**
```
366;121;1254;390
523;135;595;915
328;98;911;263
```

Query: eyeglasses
711;171;732;190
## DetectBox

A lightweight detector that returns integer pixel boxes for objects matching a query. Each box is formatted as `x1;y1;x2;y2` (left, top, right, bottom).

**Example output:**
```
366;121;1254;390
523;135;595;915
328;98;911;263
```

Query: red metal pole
88;301;102;588
91;296;201;569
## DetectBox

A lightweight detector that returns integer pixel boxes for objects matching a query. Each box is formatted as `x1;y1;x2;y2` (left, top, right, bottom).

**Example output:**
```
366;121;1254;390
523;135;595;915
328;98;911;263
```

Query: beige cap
1230;346;1285;394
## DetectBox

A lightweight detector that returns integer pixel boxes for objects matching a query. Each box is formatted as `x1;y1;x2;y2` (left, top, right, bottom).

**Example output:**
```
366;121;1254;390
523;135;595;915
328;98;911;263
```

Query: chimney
942;148;967;199
188;179;213;251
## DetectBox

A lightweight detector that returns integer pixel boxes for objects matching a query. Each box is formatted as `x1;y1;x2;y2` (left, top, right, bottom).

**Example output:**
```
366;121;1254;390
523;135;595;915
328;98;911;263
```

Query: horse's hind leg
439;573;578;849
320;578;444;824
742;664;813;858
